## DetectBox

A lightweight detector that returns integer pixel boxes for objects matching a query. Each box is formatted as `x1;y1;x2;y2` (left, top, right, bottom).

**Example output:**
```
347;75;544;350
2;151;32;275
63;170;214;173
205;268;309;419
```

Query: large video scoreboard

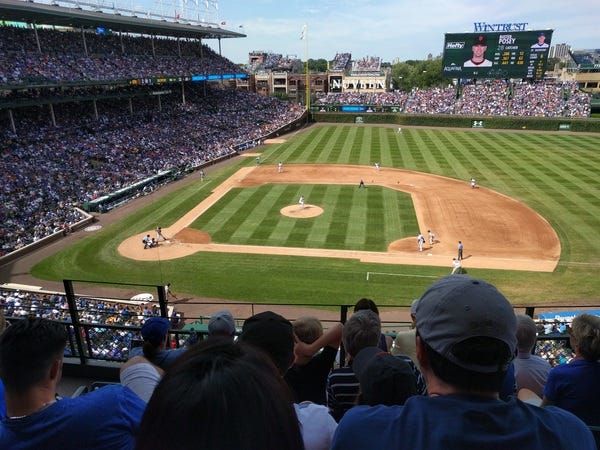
442;30;553;79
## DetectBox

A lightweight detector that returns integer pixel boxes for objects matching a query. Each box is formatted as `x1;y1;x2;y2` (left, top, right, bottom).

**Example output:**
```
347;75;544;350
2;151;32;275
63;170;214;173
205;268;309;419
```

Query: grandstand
0;2;306;257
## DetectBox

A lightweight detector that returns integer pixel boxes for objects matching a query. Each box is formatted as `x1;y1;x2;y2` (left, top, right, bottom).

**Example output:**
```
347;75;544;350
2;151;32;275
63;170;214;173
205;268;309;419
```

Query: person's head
415;275;517;394
237;311;294;375
471;34;488;58
354;298;379;315
343;310;381;359
135;339;303;450
0;318;68;393
293;316;323;344
353;346;417;406
140;316;171;358
208;310;236;339
516;314;538;354
569;314;600;361
537;32;546;44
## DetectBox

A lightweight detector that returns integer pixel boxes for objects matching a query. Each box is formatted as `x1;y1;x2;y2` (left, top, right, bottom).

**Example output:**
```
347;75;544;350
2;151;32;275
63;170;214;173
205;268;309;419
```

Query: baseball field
31;123;600;309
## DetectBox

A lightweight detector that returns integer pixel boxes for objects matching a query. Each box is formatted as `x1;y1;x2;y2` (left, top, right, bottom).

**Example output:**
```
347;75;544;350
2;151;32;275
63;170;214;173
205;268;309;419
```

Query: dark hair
354;298;379;315
135;340;304;450
0;318;67;392
420;333;512;392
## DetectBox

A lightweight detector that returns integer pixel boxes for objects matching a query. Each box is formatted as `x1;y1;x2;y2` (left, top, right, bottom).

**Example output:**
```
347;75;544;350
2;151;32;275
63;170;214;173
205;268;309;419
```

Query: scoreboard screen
442;30;553;79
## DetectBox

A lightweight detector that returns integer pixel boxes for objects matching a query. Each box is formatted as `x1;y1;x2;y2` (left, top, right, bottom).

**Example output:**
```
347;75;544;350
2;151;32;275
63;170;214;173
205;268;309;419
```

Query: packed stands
316;80;590;117
0;24;304;256
0;25;241;85
350;55;381;74
330;52;352;72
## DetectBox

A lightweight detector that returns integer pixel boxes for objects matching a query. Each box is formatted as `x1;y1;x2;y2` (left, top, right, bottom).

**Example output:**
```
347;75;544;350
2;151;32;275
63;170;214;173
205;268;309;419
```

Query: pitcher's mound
281;205;324;218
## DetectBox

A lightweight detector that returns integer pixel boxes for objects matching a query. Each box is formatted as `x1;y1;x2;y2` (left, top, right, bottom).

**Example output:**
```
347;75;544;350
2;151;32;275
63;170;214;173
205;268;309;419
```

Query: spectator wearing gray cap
331;275;596;450
207;310;236;340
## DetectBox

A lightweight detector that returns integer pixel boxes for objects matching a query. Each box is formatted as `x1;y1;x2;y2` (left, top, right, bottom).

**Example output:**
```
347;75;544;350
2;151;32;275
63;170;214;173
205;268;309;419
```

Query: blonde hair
293;317;323;344
571;314;600;361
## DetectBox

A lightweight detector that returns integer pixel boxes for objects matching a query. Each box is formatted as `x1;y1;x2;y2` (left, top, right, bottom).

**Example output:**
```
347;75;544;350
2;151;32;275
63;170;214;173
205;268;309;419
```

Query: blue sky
198;0;598;65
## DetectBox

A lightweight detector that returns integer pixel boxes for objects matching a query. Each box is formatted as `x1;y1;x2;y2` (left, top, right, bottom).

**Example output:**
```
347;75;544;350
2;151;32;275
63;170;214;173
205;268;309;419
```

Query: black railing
0;280;594;368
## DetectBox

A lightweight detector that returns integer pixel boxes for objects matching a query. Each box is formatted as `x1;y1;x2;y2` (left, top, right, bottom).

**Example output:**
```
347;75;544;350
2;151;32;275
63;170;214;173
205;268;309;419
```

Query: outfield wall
311;112;600;133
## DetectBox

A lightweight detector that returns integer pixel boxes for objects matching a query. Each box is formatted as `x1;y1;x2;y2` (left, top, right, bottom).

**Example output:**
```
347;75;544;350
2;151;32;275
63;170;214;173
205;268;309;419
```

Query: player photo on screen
464;34;493;67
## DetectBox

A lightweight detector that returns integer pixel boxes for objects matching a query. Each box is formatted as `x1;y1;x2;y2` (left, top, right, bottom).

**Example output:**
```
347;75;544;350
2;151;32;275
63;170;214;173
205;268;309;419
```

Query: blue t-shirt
129;346;187;371
0;384;146;450
331;394;596;450
543;358;600;426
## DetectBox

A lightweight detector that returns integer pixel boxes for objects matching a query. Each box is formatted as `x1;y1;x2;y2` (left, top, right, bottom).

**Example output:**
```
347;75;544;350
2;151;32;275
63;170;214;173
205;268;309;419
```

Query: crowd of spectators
350;55;381;73
0;25;242;85
0;287;190;360
2;276;598;449
316;80;591;117
0;285;583;368
1;85;304;255
316;91;408;107
330;52;352;72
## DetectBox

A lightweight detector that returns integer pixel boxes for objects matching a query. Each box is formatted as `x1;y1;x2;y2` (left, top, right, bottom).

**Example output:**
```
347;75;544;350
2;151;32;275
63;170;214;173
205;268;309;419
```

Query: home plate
427;253;433;256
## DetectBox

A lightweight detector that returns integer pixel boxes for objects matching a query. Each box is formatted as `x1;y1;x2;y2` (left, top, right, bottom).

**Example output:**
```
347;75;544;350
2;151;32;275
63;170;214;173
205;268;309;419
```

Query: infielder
470;178;476;189
451;258;462;274
428;230;435;245
417;233;425;252
278;162;283;173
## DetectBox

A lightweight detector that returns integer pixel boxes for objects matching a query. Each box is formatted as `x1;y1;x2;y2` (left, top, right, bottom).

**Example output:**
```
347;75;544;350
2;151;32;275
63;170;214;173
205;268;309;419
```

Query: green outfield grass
31;124;600;307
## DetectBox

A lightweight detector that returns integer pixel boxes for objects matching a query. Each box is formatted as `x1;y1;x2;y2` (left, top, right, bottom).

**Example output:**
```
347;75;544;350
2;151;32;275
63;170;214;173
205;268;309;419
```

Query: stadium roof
0;0;245;39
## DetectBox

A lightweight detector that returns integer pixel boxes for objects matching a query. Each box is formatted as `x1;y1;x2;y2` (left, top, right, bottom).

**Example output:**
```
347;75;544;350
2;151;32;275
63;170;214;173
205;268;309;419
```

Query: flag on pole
299;24;306;40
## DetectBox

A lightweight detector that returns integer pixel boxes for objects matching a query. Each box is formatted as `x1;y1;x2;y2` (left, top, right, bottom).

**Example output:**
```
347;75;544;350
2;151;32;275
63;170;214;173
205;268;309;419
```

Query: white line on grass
366;271;439;281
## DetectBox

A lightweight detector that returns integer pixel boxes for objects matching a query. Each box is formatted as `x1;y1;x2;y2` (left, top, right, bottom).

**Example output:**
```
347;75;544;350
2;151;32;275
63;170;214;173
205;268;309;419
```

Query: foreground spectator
128;316;186;370
353;298;393;351
542;313;600;444
207;309;236;340
331;275;596;449
135;339;304;450
238;311;337;450
0;318;146;449
285;316;342;405
326;309;382;421
353;346;417;406
326;309;426;421
119;356;163;403
391;298;419;368
514;314;552;397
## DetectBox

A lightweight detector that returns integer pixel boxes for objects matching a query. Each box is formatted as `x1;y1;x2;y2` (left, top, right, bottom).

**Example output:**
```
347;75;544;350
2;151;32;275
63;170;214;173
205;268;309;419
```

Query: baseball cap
353;346;417;406
538;32;546;37
208;310;236;336
238;311;294;374
141;317;171;344
410;299;419;315
472;34;487;46
415;275;517;373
